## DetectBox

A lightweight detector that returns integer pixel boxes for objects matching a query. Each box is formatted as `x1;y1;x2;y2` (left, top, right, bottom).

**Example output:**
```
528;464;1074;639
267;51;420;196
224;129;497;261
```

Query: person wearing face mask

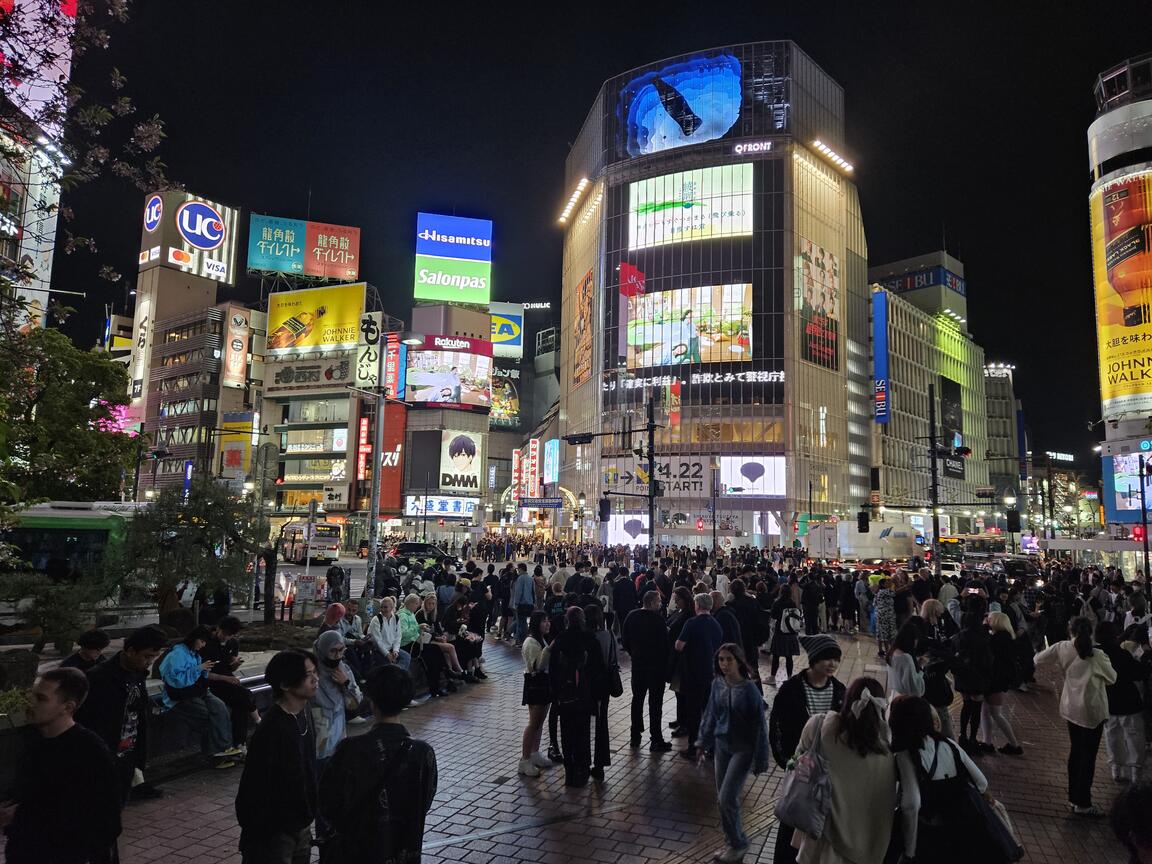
311;631;363;767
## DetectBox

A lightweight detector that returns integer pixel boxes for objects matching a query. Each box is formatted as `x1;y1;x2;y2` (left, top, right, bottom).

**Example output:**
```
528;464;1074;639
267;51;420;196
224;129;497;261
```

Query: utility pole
928;382;941;576
647;397;657;562
422;471;431;542
711;463;718;558
1140;455;1150;580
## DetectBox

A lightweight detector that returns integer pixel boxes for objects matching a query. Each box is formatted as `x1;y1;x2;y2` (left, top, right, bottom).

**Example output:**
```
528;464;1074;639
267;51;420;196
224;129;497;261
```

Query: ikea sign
490;301;524;359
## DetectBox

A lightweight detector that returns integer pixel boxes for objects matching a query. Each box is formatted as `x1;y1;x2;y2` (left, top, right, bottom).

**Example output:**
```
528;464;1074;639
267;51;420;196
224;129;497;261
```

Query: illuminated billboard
138;191;240;285
718;456;785;497
404;334;493;410
405;495;479;519
222;307;250;389
248;214;361;280
573;269;594;386
543;439;560;485
490;364;521;429
490;301;524;359
607;513;649;547
1091;171;1152;420
617;52;742;159
413;212;493;305
797;237;840;370
628;163;753;251
626;283;751;368
266;283;366;356
440;430;484;492
1104;454;1151;524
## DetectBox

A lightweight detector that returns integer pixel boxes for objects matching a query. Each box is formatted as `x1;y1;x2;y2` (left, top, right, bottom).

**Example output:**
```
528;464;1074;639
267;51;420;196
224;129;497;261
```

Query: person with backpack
549;605;606;787
951;599;994;753
1096;620;1146;784
324;563;346;604
768;590;803;685
1035;616;1118;817
318;666;437;863
890;694;996;864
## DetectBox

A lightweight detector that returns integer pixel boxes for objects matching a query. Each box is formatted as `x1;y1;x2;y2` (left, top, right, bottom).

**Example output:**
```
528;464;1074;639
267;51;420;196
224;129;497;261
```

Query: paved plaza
9;629;1128;864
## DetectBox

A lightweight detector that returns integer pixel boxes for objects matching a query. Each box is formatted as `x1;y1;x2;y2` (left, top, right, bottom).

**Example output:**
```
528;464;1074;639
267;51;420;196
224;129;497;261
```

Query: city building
558;41;870;550
867;252;991;539
983;362;1025;504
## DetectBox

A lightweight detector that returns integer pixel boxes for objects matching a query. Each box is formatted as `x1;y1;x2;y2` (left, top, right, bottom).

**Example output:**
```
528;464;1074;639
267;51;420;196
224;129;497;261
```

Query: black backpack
553;644;590;710
322;738;414;861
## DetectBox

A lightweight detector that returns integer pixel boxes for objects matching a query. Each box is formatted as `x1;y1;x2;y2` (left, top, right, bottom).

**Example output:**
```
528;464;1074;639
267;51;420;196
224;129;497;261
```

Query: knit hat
800;634;842;665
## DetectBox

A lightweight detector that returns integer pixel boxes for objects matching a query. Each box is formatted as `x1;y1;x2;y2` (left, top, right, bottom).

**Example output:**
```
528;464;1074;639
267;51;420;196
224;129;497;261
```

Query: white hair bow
850;689;888;719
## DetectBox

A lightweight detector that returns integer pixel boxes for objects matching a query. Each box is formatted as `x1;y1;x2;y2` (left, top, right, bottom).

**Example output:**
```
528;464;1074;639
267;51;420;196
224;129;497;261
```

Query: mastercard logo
168;248;193;265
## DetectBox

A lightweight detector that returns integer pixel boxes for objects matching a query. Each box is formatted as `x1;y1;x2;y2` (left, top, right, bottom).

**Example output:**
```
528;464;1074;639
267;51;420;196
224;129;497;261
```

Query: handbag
522;671;552;706
607;639;623;698
775;716;831;839
949;740;1024;862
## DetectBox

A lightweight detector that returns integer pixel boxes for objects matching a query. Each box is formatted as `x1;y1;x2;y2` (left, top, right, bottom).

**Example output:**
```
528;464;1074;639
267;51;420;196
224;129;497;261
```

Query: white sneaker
529;752;551;768
348;716;369;725
719;847;748;863
518;758;541;777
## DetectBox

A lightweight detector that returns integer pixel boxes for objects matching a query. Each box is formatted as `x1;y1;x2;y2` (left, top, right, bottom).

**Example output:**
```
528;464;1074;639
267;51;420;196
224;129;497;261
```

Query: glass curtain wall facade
559;42;868;547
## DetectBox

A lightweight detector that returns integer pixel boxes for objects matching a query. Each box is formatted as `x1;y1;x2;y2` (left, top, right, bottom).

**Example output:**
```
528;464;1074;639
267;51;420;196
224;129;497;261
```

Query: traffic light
1134;525;1146;542
598;495;611;522
857;510;870;533
1005;509;1021;533
696;517;704;530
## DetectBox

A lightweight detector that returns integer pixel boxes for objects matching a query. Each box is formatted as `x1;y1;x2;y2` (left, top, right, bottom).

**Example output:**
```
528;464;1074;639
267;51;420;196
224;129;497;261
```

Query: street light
576;492;586;543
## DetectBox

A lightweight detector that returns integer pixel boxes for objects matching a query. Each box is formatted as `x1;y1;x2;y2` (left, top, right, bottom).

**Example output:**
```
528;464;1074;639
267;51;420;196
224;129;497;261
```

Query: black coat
768;672;846;769
235;705;318;843
951;627;994;695
75;651;151;771
1102;643;1145;716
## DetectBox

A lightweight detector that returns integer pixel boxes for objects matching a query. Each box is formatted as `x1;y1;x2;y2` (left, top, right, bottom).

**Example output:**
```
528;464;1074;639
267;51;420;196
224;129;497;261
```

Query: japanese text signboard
248;214;360;280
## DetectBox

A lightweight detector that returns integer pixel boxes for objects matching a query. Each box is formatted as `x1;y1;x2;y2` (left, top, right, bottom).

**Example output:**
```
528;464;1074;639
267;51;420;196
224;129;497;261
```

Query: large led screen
626;283;752;368
607;513;649;547
1104;454;1151;524
617;52;742;158
718;456;785;497
404;335;492;409
797;238;840;370
440;430;484;492
628;163;753;251
490;365;521;429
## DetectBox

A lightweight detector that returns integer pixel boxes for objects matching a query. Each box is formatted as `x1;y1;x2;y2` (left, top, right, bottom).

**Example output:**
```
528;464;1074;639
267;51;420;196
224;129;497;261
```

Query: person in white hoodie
368;596;411;671
1034;615;1117;817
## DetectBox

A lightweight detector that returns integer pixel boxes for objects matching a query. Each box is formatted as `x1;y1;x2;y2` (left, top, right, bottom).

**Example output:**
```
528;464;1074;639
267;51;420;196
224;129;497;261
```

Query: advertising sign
718;456;786;496
413;212;493;305
138;191;239;285
1103;454;1152;524
628;163;753;251
218;412;253;480
265;357;354;393
939;375;965;479
248;215;361;280
379;403;406;513
543;438;560;485
875;265;966;297
405;495;479;519
222;307;250;389
384;332;406;400
356;416;371;481
510;448;522;500
872;290;890;423
573;269;594;386
304;221;360;280
617;52;742;159
490;301;524;359
602;455;710;496
525;438;541;499
627;284;752;368
266;282;366;355
607;513;650;547
356;311;382;388
404;335;493;409
490;364;521;429
798;237;840;370
440;430;484;492
129;290;152;402
1091;171;1152;421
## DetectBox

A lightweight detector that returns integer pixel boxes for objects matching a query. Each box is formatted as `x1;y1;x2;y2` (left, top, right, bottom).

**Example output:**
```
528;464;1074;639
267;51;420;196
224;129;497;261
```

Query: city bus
964;533;1009;559
2;501;138;580
278;521;342;564
937;536;965;564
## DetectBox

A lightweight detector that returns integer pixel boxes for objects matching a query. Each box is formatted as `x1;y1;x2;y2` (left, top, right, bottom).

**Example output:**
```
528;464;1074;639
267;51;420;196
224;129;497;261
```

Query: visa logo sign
491;314;522;344
175;200;226;251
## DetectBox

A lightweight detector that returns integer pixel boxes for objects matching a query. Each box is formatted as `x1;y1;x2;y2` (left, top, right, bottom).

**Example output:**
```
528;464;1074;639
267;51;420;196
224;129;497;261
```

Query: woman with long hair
1035;616;1118;816
550;606;606;787
696;643;769;863
585;604;617;780
1095;620;1146;784
889;694;993;864
768;588;803;684
442;593;484;682
979;611;1024;755
519;611;554;777
951;598;993;752
791;677;897;864
667;586;695;739
887;618;925;700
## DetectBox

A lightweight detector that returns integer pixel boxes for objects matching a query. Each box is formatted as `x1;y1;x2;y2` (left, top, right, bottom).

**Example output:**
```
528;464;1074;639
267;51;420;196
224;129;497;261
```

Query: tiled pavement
7;629;1130;863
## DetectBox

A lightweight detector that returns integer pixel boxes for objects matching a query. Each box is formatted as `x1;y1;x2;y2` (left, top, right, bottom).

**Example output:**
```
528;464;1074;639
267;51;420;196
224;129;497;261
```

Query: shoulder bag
947;740;1024;862
774;715;831;839
607;637;624;698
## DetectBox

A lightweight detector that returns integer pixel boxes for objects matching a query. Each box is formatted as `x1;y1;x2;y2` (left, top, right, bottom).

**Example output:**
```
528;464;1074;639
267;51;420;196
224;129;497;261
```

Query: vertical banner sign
872;290;890;423
357;416;371;481
222;307;250;389
510;448;522;502
939;376;965;479
383;332;405;400
182;460;194;501
573;269;594;386
526;438;541;498
356;312;382;388
543;438;560;485
797;236;841;370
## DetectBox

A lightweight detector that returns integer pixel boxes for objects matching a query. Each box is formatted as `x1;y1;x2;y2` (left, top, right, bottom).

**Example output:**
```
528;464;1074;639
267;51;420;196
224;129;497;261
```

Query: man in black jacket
76;625;168;805
235;650;319;864
768;634;845;864
319;666;438;862
611;571;638;632
621;590;673;752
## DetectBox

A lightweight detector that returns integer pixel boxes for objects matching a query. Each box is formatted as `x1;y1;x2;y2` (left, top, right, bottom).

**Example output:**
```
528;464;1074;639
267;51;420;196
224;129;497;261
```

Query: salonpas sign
413;254;491;305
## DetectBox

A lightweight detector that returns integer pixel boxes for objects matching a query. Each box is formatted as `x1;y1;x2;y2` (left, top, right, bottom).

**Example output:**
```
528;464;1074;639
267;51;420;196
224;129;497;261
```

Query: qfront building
558;42;871;549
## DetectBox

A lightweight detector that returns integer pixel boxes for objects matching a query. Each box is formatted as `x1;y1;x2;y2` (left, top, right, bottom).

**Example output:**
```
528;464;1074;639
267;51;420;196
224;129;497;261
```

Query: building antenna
306;185;312;221
941;220;947;255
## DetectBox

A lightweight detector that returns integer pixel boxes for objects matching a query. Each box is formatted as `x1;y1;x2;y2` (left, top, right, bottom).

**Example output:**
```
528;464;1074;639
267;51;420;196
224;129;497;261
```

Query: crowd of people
6;547;1152;863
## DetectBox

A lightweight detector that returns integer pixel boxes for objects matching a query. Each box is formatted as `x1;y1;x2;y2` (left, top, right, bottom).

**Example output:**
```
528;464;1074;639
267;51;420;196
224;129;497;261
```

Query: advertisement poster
405;495;479;519
617;52;742;159
939;375;965;479
304;221;360;280
1091;171;1152;421
490;364;521;428
1105;453;1152;523
355;311;382;388
627;283;752;368
628;163;753;251
797;237;840;370
490;301;524;359
404;335;492;409
573;269;594;386
266;282;365;355
872;290;890;423
139;191;239;285
718;455;786;496
413;212;493;305
440;430;484;492
248;215;360;280
222;307;250;389
543;438;560;485
525;438;541;498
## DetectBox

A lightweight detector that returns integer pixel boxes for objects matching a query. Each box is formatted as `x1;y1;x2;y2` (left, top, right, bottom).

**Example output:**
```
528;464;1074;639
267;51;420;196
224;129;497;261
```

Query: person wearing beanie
768;633;846;864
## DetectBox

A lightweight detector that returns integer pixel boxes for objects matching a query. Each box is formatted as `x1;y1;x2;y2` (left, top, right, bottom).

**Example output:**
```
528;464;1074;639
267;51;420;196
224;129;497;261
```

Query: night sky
54;1;1152;464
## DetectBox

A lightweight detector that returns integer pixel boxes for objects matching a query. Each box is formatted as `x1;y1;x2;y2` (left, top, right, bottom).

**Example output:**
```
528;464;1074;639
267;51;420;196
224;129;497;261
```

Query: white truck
819;522;918;563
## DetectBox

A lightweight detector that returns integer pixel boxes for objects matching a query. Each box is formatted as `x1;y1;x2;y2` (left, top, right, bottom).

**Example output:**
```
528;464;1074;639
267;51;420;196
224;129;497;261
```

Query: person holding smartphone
158;626;243;768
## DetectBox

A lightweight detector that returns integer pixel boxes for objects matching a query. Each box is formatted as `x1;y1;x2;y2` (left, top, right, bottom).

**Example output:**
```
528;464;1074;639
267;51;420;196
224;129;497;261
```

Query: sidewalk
2;629;1130;863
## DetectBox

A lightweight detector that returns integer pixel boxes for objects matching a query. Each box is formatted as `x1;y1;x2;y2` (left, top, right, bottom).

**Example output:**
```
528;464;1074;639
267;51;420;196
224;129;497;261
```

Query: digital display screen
490;365;520;429
628;163;753;250
405;349;492;409
797;238;840;370
718;456;786;496
440;430;484;492
626;283;752;368
607;513;649;547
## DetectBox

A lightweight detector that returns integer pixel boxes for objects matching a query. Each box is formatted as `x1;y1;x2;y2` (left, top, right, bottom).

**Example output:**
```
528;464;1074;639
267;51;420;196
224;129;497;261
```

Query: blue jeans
169;693;231;755
714;738;753;850
384;648;412;671
514;604;533;643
